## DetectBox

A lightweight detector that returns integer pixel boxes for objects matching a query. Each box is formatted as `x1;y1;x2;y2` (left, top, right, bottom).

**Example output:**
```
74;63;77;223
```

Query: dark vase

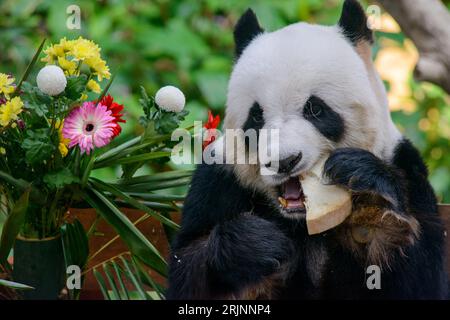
13;235;65;300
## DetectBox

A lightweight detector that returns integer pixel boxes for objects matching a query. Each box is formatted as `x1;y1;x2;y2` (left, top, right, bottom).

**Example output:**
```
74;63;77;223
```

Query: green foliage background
0;0;449;201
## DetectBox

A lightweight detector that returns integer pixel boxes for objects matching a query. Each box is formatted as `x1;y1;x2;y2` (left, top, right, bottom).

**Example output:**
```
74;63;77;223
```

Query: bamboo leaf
125;193;186;202
83;187;167;276
114;177;191;193
103;262;122;300
94;151;171;168
93;269;111;300
0;279;34;291
112;260;129;300
90;178;179;230
119;256;147;300
114;200;177;211
0;189;30;264
94;134;172;167
132;256;164;299
117;170;193;185
94;136;141;163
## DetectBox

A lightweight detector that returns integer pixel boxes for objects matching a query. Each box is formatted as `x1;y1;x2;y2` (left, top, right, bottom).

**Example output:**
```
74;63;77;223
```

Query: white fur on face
224;22;402;191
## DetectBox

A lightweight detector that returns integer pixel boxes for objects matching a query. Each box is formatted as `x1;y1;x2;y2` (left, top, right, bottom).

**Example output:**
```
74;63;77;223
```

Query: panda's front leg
167;214;294;299
323;148;420;266
324;148;408;216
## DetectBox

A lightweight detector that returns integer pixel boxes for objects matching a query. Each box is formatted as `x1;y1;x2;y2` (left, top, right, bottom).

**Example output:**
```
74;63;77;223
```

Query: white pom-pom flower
155;85;185;113
36;65;67;96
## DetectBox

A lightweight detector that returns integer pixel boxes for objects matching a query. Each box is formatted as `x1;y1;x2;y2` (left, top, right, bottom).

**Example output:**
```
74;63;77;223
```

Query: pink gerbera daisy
62;101;117;155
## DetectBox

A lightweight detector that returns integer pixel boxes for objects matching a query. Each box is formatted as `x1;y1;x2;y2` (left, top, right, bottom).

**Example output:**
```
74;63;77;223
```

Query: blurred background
0;0;449;202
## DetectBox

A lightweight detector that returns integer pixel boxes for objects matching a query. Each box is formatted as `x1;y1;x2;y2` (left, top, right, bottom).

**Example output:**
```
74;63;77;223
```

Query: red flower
203;110;220;149
99;95;126;138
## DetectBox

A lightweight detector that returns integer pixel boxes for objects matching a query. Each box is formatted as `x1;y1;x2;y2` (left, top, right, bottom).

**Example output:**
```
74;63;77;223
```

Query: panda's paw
208;214;293;287
323;148;407;214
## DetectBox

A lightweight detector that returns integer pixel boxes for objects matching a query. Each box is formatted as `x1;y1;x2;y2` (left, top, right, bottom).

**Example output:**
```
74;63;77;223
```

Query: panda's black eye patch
243;102;264;132
303;97;323;118
302;95;345;142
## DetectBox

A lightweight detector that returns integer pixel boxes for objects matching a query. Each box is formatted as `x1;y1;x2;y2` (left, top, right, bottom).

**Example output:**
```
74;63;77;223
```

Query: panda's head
220;0;402;219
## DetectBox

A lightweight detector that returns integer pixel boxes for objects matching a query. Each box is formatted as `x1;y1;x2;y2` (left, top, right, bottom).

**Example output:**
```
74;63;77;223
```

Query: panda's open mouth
277;177;306;215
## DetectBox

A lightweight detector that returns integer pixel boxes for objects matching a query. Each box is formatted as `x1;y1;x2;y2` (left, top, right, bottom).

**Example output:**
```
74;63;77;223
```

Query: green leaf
93;268;111;300
132;256;164;299
139;86;154;122
65;74;88;100
20;82;50;117
103;262;122;300
90;178;179;230
125;193;186;202
61;219;89;269
81;155;95;186
119;256;148;300
22;129;55;165
94;256;162;300
44;168;79;189
112;260;129;300
83;187;167;276
0;189;30;264
0;279;34;291
94;136;142;163
119;200;179;211
97;72;117;102
115;177;191;193
154;109;189;135
0;171;44;205
104;151;171;166
61;219;89;300
117;170;193;185
93;134;171;168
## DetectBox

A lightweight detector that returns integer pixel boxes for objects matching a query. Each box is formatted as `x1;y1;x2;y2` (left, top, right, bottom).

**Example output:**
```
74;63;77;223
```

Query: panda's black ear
338;0;373;45
234;9;264;58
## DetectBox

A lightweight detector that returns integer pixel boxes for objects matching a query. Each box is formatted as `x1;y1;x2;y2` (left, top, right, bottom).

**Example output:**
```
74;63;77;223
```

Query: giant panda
167;0;448;299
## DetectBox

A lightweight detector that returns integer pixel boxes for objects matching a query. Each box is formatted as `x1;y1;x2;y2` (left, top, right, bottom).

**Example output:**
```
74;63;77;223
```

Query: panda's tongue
280;177;305;209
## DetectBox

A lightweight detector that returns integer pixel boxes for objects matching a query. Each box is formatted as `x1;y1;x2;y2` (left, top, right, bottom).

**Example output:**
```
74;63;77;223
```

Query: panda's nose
265;152;303;174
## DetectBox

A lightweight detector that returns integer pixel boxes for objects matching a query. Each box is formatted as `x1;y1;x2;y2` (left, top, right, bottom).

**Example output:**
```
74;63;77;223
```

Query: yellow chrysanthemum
58;56;78;76
0;97;23;127
41;37;110;85
42;44;64;64
42;38;75;64
59;38;75;52
70;37;101;61
87;79;101;93
0;73;15;99
54;119;70;157
85;57;111;81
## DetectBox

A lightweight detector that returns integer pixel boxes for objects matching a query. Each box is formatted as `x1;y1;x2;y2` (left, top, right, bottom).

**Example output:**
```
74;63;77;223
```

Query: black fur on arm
167;214;293;299
323;147;408;216
324;141;447;298
172;163;254;245
392;138;438;214
167;164;293;299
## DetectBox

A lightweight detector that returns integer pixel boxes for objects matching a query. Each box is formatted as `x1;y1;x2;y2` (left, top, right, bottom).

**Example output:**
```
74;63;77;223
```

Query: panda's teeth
278;197;288;208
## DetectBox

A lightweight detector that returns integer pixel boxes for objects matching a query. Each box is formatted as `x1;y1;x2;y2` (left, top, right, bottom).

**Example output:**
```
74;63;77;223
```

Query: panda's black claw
324;148;407;214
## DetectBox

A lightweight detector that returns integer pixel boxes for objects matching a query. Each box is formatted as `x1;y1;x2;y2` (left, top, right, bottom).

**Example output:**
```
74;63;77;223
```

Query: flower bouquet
0;38;191;299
